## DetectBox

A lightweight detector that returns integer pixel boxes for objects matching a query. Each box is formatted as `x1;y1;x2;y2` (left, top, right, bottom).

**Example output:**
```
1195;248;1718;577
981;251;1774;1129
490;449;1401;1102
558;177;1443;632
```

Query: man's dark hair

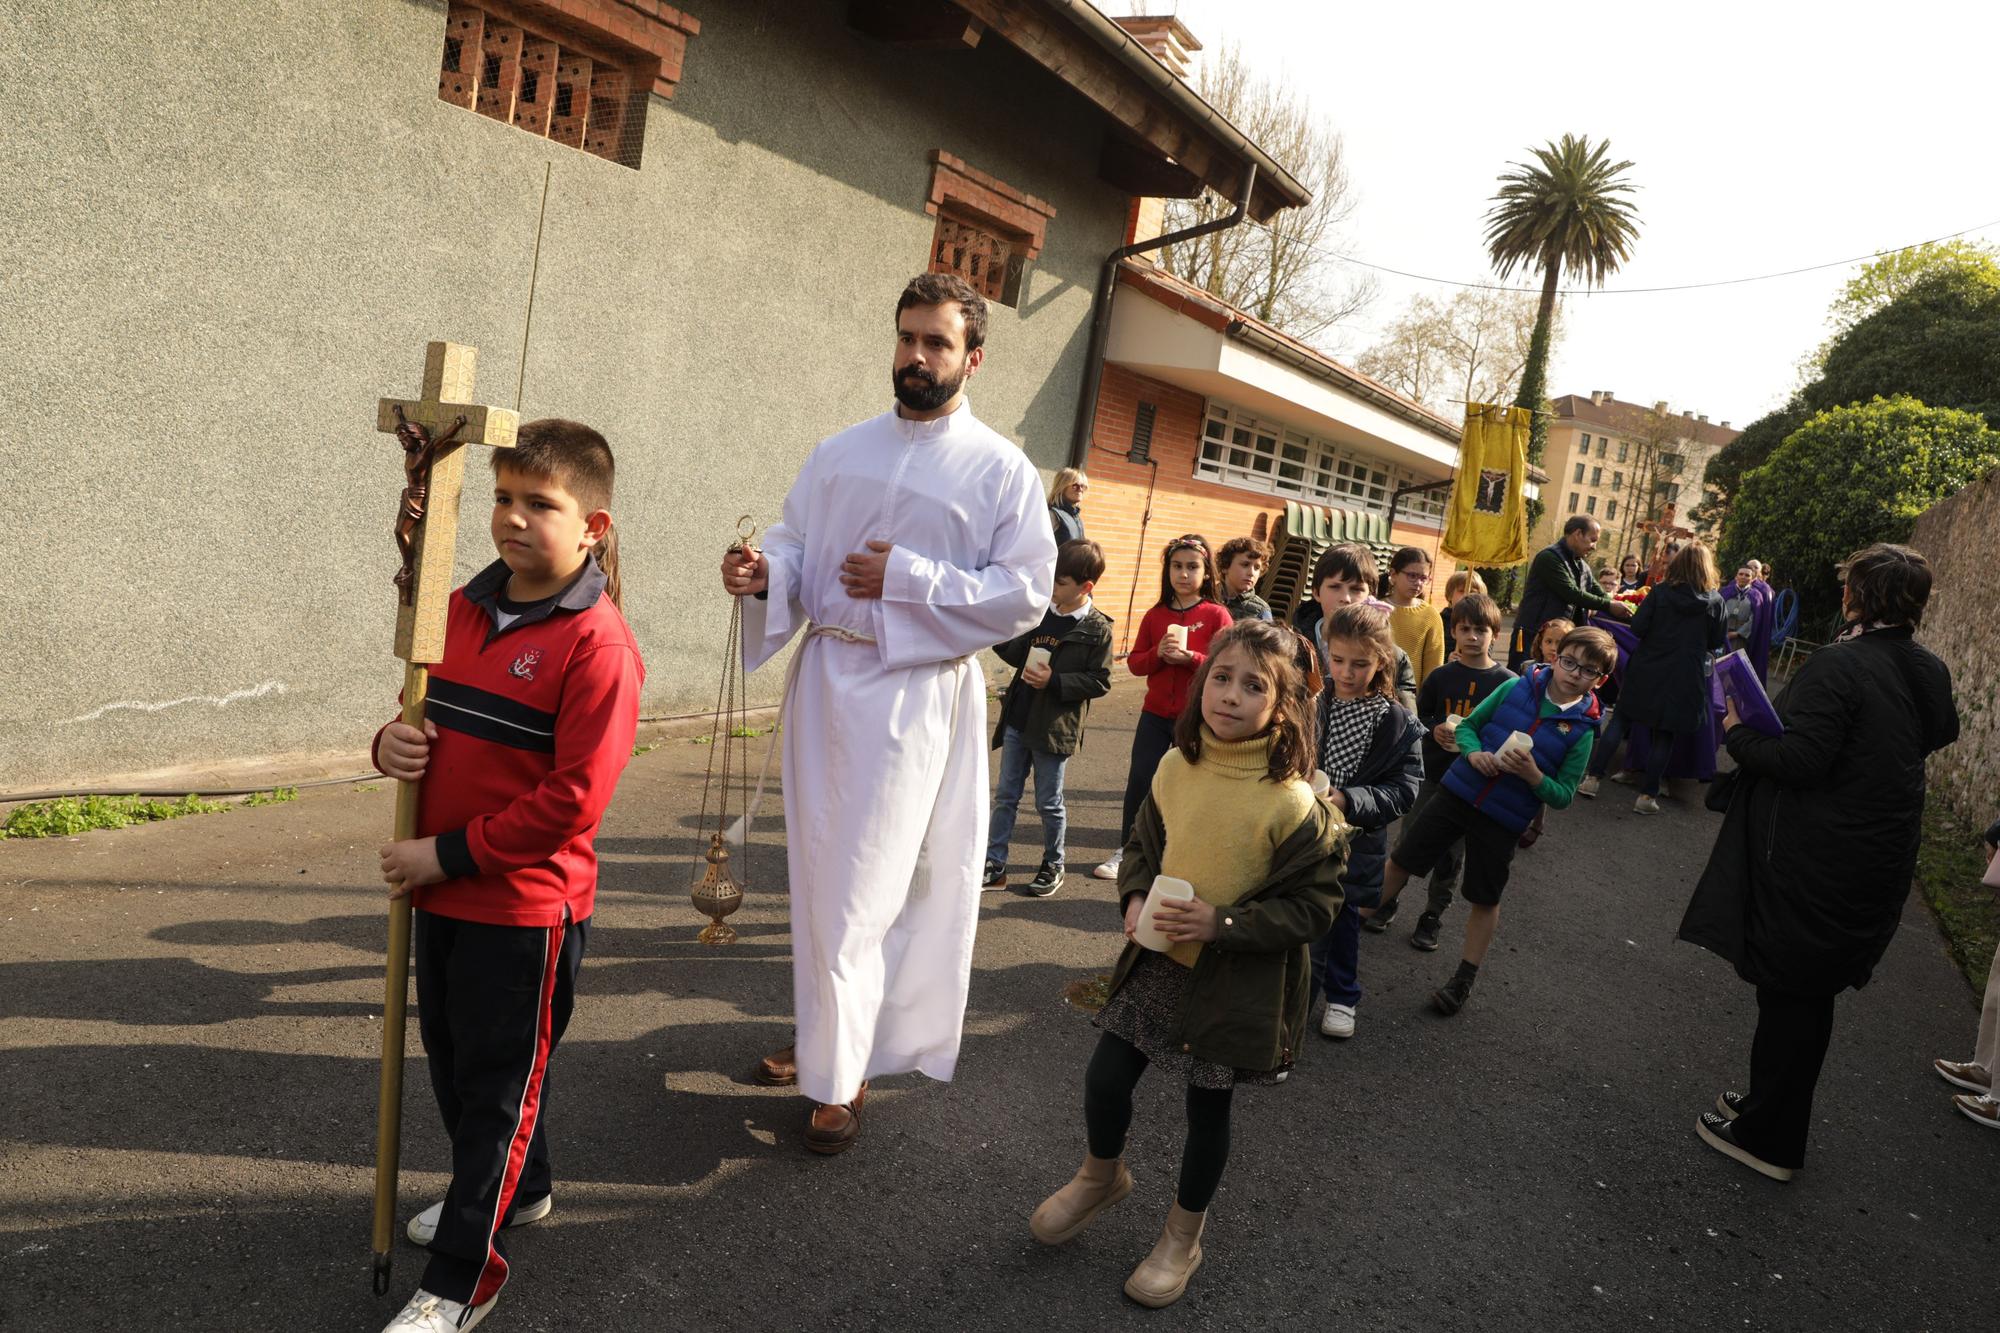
895;273;988;352
1451;592;1502;634
1562;514;1600;538
1055;538;1106;585
1839;542;1933;627
1311;542;1377;591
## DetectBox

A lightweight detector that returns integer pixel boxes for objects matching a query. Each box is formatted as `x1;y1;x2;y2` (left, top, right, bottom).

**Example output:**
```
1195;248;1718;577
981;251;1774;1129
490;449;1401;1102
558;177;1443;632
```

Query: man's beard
893;363;965;413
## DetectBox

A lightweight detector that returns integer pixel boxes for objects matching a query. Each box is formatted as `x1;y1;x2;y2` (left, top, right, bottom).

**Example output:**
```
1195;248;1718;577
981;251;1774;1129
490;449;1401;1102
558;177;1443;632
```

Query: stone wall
1908;464;2000;827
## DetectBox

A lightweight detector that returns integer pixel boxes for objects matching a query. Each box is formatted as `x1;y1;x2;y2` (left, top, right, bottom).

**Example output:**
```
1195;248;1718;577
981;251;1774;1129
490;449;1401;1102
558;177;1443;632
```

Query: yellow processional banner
1441;402;1530;566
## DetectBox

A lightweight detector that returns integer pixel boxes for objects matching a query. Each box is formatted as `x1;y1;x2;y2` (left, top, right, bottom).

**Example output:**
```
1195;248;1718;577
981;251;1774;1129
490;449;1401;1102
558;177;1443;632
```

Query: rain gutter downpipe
1068;161;1257;469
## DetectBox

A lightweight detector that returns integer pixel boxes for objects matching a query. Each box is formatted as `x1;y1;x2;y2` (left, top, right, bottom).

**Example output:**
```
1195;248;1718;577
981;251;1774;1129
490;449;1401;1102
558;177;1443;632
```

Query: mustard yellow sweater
1389;602;1445;688
1151;728;1319;967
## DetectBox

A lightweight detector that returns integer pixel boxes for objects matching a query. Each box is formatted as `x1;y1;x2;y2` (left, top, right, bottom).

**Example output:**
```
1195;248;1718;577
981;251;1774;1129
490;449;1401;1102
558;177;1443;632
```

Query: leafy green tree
1477;134;1641;600
1825;240;2000;341
1698;266;2000;530
1723;396;2000;631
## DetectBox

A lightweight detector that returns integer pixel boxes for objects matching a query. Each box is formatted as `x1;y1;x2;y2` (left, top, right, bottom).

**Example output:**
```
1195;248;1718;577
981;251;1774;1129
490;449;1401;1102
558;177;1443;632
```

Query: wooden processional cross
367;341;519;1293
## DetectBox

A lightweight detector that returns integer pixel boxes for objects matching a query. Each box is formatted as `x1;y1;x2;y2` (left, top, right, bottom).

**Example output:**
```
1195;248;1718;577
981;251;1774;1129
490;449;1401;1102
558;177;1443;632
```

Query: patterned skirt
1093;949;1284;1090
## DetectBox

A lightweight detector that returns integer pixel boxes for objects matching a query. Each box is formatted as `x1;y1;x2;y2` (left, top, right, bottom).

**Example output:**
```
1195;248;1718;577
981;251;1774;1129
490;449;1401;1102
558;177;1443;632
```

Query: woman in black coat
1583;542;1726;812
1679;543;1959;1181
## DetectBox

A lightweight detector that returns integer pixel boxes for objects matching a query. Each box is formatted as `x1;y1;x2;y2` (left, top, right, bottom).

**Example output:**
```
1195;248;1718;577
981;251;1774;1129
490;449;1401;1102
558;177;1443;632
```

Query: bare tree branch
1155;43;1375;348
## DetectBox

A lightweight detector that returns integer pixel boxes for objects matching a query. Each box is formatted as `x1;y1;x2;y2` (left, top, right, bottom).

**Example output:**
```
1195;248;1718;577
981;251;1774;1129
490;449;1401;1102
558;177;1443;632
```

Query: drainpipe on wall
1066;162;1258;470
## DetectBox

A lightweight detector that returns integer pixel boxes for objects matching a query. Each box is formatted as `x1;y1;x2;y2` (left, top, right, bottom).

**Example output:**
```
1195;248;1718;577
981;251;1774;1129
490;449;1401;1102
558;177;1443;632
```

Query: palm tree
1479;134;1640;599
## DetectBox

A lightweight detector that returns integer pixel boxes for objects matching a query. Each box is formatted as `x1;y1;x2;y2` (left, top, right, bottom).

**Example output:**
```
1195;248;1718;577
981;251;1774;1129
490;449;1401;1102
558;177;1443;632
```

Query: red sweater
372;559;645;927
1128;600;1233;720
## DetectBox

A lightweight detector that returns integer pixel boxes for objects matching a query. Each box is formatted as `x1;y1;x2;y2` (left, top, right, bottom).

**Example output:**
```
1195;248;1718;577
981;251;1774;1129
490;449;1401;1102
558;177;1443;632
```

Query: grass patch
1;793;229;839
1062;973;1114;1014
242;786;299;807
1916;801;1998;992
631;742;659;757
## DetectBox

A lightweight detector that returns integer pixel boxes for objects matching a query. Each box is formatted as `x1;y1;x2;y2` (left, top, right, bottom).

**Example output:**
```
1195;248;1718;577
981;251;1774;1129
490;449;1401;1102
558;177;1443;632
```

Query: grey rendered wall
0;0;1125;788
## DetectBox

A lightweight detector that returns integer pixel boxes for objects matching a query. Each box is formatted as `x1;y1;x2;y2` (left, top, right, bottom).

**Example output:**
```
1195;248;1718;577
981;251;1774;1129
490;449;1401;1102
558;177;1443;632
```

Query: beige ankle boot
1123;1203;1205;1308
1028;1154;1134;1245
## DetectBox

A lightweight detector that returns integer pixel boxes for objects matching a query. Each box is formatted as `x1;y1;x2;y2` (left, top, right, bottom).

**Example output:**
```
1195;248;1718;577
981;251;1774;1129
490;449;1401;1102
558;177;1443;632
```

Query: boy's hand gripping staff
366;343;519;1295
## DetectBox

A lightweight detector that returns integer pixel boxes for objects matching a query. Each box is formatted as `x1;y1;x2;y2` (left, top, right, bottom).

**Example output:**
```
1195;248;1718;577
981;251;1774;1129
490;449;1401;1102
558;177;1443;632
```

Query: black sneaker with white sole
1410;912;1441;952
1027;863;1064;897
981;862;1006;890
1695;1111;1793;1182
1715;1091;1747;1121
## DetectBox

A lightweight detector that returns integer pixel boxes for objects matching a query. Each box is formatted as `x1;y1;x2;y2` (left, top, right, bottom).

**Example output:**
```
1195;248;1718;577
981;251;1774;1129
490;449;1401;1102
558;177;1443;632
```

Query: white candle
1025;646;1052;673
1133;875;1197;953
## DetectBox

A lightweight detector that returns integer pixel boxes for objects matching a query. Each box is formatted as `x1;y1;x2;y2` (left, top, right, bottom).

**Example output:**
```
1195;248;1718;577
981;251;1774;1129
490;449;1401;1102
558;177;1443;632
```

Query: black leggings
1084;1032;1234;1211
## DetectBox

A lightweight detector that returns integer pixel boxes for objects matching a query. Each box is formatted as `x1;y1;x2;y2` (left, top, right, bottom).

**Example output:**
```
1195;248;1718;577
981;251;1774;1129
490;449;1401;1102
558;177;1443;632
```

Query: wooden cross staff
368;341;518;1294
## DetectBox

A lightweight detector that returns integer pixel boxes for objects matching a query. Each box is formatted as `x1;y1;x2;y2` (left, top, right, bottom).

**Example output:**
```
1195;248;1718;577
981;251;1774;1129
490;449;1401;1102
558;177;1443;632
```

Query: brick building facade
1078;261;1465;652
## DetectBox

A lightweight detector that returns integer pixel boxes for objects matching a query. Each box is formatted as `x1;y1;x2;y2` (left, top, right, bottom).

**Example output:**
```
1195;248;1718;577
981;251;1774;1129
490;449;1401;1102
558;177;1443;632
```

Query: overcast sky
1131;0;1999;428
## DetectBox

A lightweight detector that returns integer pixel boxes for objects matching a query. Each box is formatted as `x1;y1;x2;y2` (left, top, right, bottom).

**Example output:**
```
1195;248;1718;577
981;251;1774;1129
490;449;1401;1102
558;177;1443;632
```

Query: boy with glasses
1373;626;1614;1015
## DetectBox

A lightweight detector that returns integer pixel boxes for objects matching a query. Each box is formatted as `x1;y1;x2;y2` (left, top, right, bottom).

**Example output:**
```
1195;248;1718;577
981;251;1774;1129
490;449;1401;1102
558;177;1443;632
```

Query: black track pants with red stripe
414;908;589;1307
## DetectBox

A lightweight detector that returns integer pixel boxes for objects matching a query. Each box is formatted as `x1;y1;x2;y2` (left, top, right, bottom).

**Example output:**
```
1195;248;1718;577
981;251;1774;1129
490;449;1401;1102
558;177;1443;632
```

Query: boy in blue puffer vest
1375;625;1615;1015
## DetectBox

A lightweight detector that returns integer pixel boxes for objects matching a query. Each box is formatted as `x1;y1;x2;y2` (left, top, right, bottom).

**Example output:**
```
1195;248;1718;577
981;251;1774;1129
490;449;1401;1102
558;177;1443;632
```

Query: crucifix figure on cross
391;404;467;605
366;340;517;1295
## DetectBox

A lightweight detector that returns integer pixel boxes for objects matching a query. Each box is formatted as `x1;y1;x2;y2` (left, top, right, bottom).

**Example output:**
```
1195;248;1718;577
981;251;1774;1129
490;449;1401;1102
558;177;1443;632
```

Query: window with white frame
1195;401;1445;525
1607;498;1618;520
1586;494;1597;515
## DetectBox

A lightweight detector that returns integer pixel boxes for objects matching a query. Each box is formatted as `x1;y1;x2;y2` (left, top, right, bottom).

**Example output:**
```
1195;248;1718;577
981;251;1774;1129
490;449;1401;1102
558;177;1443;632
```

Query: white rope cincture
723;623;878;848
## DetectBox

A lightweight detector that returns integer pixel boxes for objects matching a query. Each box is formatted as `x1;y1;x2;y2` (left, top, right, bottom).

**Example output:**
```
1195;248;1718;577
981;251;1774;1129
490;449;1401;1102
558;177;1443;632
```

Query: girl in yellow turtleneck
1027;621;1348;1310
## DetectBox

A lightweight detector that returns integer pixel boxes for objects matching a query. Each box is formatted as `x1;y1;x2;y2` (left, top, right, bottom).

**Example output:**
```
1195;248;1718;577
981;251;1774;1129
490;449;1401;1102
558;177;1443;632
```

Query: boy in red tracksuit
373;419;644;1333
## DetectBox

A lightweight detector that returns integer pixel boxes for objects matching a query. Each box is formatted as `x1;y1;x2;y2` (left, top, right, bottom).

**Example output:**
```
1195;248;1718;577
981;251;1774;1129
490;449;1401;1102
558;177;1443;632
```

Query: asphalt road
4;681;1996;1331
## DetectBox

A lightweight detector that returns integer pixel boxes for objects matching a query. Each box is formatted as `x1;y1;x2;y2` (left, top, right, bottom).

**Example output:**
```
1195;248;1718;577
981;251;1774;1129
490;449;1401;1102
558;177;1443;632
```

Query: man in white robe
720;273;1056;1153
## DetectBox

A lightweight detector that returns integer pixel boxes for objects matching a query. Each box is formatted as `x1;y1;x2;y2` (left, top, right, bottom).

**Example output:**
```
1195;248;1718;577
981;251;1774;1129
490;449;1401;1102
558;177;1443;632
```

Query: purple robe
1588;613;1725;782
1721;581;1775;683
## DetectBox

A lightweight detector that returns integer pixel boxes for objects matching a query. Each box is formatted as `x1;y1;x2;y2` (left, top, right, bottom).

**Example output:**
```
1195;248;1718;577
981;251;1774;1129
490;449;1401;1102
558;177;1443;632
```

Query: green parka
1111;792;1350;1072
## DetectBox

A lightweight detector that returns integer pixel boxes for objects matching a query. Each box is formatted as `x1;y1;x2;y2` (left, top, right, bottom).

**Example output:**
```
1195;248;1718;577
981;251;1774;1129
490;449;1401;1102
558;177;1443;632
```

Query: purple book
1715;649;1782;735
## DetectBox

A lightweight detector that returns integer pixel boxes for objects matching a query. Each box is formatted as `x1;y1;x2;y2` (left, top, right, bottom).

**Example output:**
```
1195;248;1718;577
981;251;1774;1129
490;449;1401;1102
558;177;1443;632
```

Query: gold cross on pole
367;340;517;1295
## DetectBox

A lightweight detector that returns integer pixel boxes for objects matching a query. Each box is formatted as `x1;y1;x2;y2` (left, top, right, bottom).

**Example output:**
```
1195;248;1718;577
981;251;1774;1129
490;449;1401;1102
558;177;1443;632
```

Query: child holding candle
1307;603;1423;1038
1095;535;1230;881
983;539;1113;897
1030;620;1346;1307
1377;626;1613;1016
1397;592;1515;953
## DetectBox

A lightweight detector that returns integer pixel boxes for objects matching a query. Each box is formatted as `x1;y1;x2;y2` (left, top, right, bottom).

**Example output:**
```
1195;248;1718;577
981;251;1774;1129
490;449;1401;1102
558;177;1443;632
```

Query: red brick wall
1079;364;1455;655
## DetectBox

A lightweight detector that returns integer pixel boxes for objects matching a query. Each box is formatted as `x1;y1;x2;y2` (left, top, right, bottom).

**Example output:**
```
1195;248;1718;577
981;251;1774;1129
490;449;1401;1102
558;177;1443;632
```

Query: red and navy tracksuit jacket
372;556;643;1307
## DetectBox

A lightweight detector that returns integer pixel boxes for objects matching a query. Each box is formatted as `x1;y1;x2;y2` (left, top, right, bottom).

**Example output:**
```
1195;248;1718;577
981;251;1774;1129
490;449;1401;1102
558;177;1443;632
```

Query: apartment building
1534;391;1743;560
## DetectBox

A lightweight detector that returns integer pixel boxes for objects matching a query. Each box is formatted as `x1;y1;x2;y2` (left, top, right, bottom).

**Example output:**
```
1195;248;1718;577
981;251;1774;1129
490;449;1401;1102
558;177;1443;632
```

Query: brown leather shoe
755;1043;797;1087
803;1083;867;1155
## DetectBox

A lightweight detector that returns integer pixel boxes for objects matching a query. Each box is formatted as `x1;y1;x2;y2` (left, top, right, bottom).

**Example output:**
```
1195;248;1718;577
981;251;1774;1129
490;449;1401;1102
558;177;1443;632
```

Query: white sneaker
382;1289;498;1332
1092;852;1123;881
1319;1003;1356;1039
406;1193;553;1246
1633;794;1662;815
1576;775;1600;798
